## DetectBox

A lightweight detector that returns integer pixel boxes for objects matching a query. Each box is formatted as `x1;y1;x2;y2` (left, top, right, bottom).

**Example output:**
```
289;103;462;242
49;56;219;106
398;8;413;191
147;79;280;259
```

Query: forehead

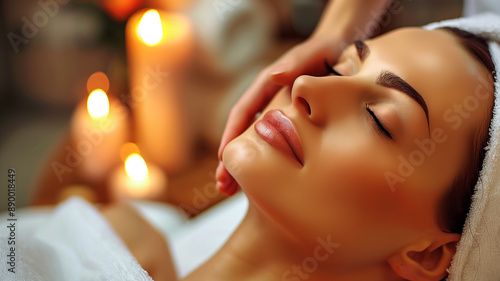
366;27;492;131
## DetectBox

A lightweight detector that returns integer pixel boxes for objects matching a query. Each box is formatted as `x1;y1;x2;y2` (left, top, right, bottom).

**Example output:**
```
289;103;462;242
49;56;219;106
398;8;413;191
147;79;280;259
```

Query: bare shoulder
100;202;178;281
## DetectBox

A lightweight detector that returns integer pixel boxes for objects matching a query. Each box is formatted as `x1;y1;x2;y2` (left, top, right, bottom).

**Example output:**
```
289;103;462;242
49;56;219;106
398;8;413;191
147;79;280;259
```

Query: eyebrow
376;71;430;133
355;40;430;134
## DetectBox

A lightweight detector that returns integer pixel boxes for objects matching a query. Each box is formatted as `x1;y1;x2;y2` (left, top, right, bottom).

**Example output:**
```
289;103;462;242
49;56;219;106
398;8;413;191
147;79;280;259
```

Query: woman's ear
387;234;460;281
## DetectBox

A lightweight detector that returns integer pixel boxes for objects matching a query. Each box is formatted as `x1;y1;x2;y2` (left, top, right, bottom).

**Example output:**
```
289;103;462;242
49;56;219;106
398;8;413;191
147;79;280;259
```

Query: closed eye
324;60;343;76
325;58;393;140
365;104;393;140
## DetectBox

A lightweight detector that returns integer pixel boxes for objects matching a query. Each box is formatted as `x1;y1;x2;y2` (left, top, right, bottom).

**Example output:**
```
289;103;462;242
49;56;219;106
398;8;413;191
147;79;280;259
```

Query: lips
254;110;304;166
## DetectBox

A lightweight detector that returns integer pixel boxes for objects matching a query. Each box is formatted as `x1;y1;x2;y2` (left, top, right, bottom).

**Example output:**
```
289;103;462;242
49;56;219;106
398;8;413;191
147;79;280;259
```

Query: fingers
216;161;239;196
216;66;283;196
216;37;342;196
271;39;339;86
217;38;338;162
217;67;281;160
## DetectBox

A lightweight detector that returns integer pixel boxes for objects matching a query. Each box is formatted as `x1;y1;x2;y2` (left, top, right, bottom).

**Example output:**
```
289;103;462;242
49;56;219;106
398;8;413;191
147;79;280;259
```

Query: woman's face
223;28;493;264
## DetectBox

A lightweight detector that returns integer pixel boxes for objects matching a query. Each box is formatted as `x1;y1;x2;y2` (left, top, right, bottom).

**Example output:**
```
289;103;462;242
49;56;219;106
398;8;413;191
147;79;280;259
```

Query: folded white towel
0;197;153;281
425;13;500;281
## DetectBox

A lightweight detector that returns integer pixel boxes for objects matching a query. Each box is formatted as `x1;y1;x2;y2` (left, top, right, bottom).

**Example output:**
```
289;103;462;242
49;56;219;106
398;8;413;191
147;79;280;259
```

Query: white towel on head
424;13;500;281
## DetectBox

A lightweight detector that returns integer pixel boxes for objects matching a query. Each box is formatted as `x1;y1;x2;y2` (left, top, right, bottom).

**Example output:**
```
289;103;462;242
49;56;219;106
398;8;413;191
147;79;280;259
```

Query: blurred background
0;0;463;212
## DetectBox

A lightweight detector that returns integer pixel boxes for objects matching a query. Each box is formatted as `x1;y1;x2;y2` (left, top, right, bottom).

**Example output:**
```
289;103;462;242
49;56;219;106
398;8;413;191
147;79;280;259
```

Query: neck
182;201;401;281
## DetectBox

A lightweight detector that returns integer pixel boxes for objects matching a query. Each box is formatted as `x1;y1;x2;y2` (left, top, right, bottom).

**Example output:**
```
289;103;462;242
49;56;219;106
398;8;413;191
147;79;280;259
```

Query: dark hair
437;27;495;234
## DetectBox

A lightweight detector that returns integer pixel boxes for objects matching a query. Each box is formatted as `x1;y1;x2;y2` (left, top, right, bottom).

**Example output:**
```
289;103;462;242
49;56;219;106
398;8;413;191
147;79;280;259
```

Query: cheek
304;129;437;244
310;138;440;238
311;144;397;225
303;143;432;260
312;130;396;205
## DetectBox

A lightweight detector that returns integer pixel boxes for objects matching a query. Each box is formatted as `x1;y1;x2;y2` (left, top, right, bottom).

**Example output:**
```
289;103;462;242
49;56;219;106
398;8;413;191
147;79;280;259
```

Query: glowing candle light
126;9;194;173
128;8;192;67
87;89;110;119
125;153;148;181
110;149;167;200
69;73;128;183
137;10;163;46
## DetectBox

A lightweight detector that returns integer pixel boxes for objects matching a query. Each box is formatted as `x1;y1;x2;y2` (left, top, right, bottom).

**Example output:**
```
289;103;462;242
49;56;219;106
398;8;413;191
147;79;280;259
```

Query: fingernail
218;142;226;160
270;64;288;75
217;146;223;160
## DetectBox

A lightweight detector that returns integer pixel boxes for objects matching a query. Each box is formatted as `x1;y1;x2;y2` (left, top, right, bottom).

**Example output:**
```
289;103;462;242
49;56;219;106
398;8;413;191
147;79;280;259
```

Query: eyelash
365;104;393;140
324;60;392;140
324;60;342;76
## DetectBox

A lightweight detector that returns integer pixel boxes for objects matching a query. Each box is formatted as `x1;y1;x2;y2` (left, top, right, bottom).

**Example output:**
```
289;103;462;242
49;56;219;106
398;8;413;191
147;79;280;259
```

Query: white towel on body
0;197;153;281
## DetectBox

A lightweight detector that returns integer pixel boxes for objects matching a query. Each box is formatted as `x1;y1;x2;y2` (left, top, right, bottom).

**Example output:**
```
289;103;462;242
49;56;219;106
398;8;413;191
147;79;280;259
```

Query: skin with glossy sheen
255;109;304;166
186;28;494;281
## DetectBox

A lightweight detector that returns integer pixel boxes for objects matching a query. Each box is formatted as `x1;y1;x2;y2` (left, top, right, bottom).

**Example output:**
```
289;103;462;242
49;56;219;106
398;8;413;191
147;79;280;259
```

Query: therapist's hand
216;36;345;196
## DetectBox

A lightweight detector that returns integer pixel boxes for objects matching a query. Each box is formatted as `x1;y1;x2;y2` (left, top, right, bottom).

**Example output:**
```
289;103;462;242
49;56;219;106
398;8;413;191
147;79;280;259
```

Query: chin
222;132;261;186
222;120;302;188
222;124;306;220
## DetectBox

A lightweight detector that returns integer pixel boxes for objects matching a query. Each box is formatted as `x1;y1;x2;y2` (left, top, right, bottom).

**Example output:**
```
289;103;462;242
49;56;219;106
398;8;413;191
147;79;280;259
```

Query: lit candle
126;9;194;173
70;77;128;182
128;9;193;66
109;150;168;200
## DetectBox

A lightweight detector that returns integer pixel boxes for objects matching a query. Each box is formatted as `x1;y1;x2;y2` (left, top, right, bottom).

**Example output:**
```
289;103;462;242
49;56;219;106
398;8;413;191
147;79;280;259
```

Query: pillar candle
70;88;128;182
126;9;194;173
109;152;167;200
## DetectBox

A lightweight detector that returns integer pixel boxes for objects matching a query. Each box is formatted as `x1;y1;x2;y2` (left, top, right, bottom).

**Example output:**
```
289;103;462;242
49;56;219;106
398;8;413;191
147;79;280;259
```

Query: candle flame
137;10;163;46
125;153;149;181
87;89;109;119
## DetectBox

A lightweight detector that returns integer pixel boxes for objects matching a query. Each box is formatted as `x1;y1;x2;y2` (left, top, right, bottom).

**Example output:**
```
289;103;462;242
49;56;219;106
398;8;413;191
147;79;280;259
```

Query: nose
291;75;358;126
